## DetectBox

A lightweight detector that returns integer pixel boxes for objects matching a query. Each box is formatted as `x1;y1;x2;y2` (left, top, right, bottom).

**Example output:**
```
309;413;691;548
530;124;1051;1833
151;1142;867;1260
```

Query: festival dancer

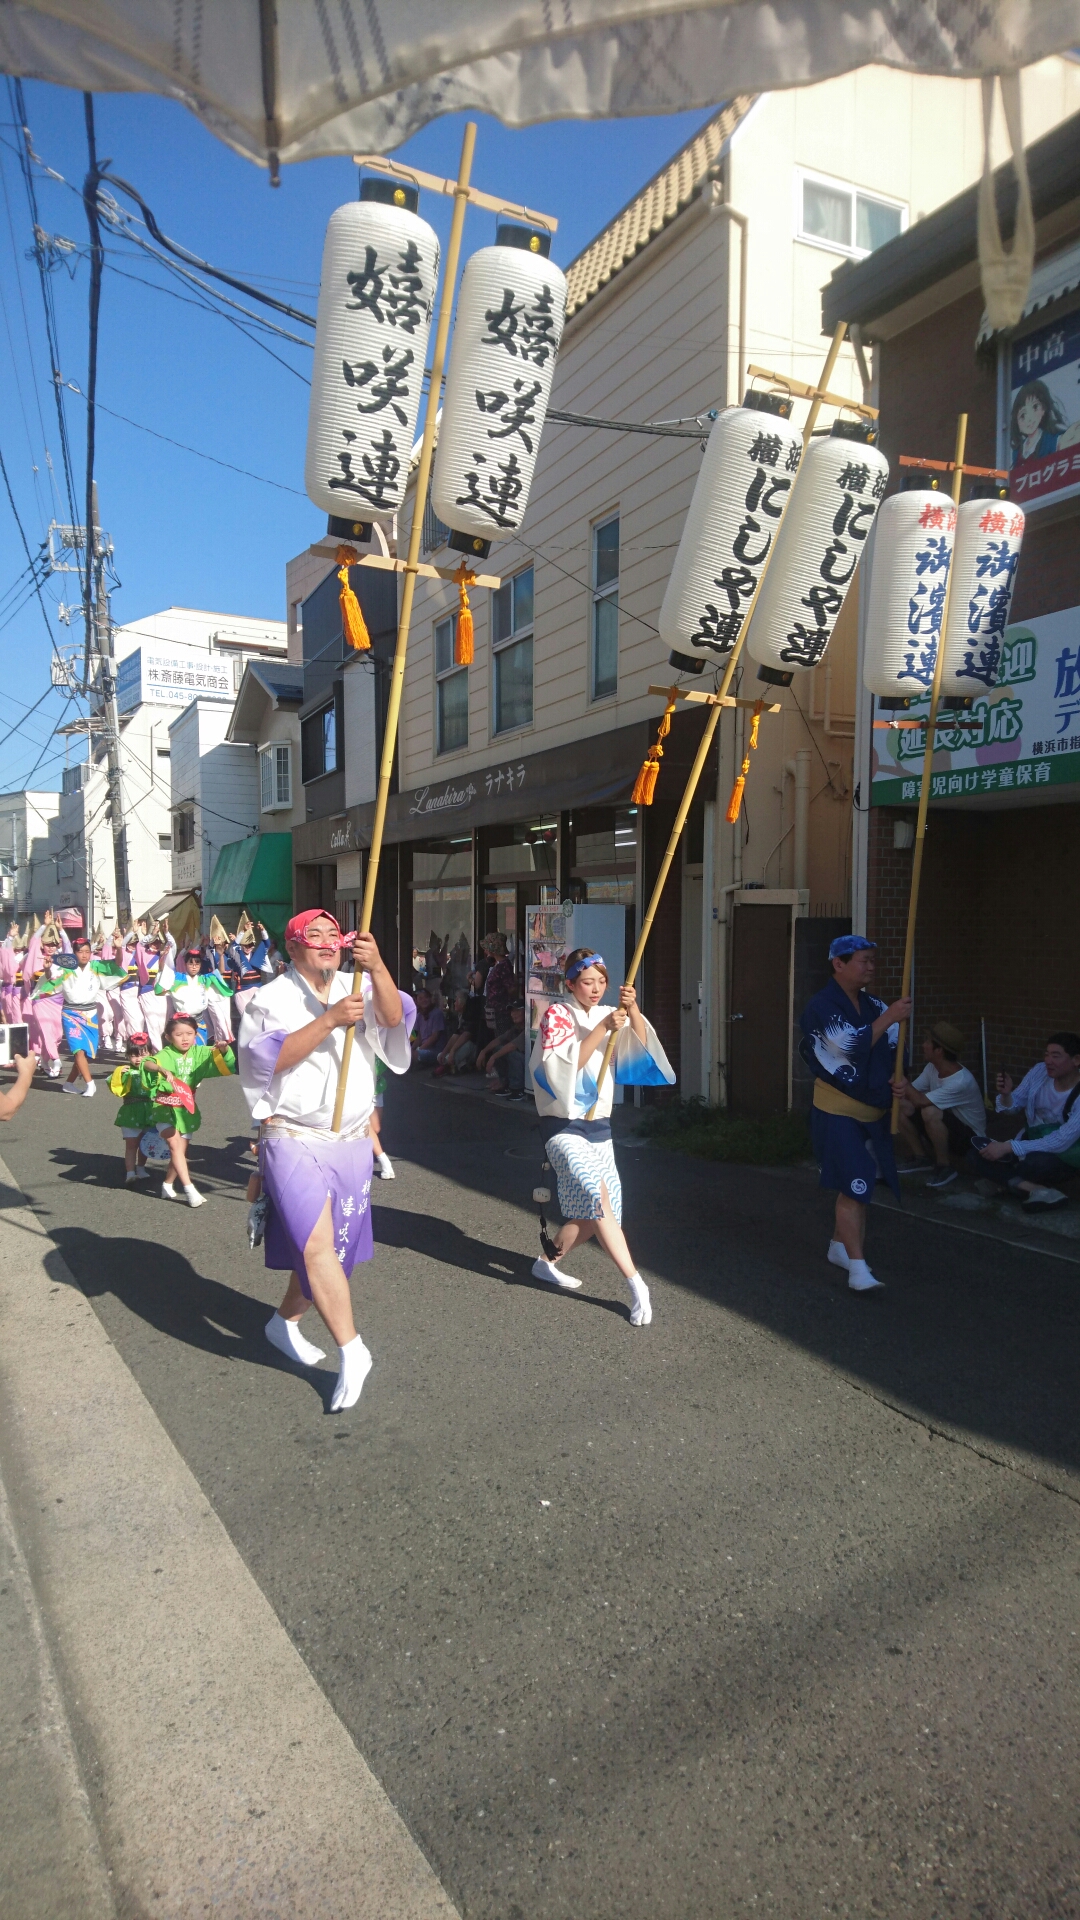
154;944;234;1045
238;910;413;1411
135;924;176;1048
24;922;66;1077
0;926;22;1026
98;927;132;1054
143;1011;236;1206
108;1032;156;1183
799;934;911;1293
228;919;273;1024
529;948;673;1326
38;935;125;1096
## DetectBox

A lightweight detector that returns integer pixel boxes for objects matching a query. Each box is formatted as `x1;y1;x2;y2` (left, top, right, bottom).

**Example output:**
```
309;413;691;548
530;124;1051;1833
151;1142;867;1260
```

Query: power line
61;379;309;496
0;435;68;654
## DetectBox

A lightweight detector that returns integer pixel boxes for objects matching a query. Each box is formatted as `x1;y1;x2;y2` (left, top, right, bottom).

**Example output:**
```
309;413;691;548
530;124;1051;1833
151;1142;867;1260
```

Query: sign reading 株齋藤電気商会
116;648;233;712
871;609;1080;805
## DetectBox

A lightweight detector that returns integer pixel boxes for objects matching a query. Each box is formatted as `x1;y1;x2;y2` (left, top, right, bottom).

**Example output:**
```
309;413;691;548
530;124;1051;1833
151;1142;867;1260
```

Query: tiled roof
564;97;755;318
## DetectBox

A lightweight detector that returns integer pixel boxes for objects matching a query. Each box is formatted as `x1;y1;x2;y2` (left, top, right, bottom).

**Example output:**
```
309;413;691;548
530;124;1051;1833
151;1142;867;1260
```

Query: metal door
729;902;792;1117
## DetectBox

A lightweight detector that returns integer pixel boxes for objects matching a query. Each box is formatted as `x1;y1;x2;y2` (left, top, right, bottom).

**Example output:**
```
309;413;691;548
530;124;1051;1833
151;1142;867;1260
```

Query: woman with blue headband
529;947;674;1325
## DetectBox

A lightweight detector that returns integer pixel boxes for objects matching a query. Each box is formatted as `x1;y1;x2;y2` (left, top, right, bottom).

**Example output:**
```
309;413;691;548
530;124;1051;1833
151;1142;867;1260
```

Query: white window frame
434;614;469;756
259;740;292;812
794;167;907;261
590;513;620;702
492;565;535;738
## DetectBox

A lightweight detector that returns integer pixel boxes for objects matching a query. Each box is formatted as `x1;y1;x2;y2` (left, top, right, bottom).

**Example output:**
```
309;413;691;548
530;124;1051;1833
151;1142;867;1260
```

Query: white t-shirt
912;1062;985;1133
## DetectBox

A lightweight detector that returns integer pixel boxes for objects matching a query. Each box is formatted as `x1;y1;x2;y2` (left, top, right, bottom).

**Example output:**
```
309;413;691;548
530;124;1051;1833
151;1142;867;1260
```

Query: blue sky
0;81;715;794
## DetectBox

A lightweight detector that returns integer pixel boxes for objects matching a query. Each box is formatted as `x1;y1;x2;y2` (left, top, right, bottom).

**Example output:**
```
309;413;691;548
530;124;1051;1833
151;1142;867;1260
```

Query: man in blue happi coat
799;934;910;1292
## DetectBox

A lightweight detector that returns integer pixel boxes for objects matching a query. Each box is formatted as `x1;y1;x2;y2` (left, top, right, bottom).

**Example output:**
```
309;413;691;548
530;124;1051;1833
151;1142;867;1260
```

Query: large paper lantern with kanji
658;395;803;674
862;487;957;702
305;181;440;520
938;494;1025;697
430;225;566;553
747;423;889;683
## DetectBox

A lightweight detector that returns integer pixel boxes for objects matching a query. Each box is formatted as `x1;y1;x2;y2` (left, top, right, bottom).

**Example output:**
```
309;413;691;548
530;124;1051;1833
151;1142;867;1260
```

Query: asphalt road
2;1063;1078;1920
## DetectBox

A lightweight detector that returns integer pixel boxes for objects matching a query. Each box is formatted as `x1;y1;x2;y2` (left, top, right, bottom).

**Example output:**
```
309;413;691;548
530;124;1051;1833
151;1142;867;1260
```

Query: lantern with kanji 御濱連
658;393;804;675
862;484;957;704
938;492;1025;698
746;422;889;685
305;180;440;521
430;225;566;556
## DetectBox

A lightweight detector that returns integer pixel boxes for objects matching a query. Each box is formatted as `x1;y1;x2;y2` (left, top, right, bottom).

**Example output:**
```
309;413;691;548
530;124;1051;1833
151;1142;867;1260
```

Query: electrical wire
61;380;309;497
0;436;68;655
548;406;710;438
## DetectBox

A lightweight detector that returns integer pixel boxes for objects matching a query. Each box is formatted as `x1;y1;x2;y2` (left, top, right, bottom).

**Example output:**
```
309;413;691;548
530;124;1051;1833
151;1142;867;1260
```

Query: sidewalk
0;1149;459;1920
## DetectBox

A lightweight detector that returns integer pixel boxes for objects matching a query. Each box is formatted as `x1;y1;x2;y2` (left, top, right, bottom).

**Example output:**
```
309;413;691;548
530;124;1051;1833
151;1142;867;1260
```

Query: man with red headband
238;911;414;1411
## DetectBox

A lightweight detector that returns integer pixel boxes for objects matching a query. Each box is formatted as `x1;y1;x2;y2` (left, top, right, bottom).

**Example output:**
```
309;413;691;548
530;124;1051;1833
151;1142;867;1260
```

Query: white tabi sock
827;1240;851;1270
374;1153;395;1180
626;1272;652;1327
161;1181;177;1200
847;1258;883;1292
265;1311;326;1368
532;1256;581;1290
183;1183;206;1208
331;1335;373;1412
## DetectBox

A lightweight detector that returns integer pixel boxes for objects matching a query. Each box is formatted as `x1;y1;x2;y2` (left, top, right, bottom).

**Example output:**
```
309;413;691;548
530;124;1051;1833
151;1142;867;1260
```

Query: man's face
510;1006;525;1027
287;916;341;982
833;948;876;994
1044;1043;1080;1079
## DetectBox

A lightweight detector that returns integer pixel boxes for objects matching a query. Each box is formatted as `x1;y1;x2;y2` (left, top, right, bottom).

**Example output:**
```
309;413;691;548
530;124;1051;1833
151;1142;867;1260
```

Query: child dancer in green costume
108;1031;156;1185
144;1012;236;1208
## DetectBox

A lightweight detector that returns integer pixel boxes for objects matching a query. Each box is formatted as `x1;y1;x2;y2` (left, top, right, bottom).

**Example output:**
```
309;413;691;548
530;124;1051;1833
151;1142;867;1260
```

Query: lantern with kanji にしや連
747;423;889;684
938;495;1025;697
862;489;957;701
305;186;440;520
658;394;803;673
431;226;566;545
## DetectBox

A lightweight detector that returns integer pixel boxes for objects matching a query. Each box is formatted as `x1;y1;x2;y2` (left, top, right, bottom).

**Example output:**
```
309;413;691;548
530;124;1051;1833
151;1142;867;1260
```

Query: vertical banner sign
1007;309;1080;513
305;190;440;519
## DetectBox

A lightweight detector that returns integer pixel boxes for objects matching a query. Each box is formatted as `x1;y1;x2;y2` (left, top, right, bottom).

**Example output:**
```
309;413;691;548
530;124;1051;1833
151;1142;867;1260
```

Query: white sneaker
183;1184;206;1208
532;1256;582;1290
81;1080;96;1098
374;1153;395;1180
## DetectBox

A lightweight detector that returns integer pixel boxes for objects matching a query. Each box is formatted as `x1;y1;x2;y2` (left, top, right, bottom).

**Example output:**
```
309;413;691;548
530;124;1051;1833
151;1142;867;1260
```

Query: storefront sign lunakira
871;609;1080;804
408;761;527;819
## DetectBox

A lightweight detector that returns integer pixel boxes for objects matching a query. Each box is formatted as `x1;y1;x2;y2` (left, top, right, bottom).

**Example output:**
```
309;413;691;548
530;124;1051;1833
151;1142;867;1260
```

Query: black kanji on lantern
456;449;526;527
328;426;402;509
745;469;791;519
482;284;559;366
733;516;771;567
690;606;743;653
475;378;543;451
747;430;784;468
835;460;870;494
346;240;429;333
342;345;415;425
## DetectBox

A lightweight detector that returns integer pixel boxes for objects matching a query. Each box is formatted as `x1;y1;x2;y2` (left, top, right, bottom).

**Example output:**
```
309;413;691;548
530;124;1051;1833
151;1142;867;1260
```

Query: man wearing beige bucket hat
891;1021;987;1191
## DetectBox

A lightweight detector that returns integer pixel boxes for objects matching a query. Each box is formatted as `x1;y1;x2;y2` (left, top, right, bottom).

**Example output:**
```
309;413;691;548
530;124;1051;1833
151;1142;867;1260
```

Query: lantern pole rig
889;413;980;1134
329;125;558;1133
584;320;855;1116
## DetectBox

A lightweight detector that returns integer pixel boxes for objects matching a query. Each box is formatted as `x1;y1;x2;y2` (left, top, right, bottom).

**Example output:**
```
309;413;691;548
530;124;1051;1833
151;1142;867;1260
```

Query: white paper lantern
305;187;439;520
747;427;890;681
862;489;957;700
431;228;567;545
938;495;1025;697
658;397;804;669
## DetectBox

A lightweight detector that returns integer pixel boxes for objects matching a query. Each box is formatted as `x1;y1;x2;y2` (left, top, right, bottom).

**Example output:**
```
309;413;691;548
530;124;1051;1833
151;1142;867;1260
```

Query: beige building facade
319;56;1080;1103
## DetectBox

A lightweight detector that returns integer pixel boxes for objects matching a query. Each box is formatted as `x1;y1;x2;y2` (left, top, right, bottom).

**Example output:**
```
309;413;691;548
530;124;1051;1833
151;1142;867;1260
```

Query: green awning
205;833;293;938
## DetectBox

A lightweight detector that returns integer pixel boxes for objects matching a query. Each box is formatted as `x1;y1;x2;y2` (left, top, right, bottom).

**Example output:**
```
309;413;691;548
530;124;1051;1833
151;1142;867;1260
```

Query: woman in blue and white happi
529;948;674;1326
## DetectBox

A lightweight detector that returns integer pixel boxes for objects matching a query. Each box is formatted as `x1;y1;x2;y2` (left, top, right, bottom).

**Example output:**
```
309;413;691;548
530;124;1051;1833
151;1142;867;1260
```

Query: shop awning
146;889;200;922
205;832;293;937
145;889;202;946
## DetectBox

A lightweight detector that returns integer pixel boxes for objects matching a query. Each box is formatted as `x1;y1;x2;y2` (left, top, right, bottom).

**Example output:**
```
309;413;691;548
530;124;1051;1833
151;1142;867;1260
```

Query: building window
173;805;195;853
158;833;172;850
492;565;533;735
301;701;339;782
260;742;292;811
592;515;619;699
796;169;905;258
434;616;468;754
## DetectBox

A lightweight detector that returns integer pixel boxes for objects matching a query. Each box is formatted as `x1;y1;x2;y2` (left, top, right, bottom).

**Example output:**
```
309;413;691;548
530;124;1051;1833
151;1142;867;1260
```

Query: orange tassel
336;546;371;652
630;689;678;806
453;562;475;664
725;698;765;823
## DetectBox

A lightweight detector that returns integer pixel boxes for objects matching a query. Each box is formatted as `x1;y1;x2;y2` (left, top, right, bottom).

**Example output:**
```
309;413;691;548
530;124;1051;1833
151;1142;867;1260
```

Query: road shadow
371;1203;627;1321
45;1226;338;1411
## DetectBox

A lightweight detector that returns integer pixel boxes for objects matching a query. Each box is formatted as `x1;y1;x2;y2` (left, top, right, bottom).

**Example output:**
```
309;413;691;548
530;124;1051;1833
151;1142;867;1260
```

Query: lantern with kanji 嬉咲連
746;421;889;686
861;484;957;705
430;225;566;556
938;492;1025;699
658;393;804;676
305;179;440;521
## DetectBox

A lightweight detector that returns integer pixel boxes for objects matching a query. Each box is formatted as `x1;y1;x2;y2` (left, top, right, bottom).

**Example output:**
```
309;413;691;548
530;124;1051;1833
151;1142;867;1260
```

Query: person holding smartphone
976;1032;1080;1212
0;1043;36;1121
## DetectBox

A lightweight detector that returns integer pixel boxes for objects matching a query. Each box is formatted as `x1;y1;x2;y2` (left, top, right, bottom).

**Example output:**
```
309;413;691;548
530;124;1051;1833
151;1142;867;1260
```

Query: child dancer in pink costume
24;925;66;1076
0;929;22;1026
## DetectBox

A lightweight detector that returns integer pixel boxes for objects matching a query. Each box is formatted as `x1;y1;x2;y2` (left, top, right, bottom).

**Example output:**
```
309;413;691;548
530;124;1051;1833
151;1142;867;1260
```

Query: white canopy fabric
3;1;1080;170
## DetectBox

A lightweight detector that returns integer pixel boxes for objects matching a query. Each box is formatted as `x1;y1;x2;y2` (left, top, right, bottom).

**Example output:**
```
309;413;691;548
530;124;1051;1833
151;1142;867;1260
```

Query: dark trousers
973;1148;1077;1188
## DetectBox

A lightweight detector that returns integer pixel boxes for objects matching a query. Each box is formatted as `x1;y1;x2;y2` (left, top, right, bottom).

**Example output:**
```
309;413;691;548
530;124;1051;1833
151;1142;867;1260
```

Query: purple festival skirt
260;1129;374;1299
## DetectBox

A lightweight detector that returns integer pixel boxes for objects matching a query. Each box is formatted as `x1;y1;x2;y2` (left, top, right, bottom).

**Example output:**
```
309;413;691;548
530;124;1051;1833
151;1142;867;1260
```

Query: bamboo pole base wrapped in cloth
239;967;415;1298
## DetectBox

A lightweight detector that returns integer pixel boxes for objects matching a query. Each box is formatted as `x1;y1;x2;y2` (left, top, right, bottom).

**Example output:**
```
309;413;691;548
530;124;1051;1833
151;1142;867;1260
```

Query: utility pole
89;482;130;923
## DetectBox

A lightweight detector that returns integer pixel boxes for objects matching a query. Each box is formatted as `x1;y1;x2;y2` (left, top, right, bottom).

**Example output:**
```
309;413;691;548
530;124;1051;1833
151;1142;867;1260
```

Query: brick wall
867;801;1080;1077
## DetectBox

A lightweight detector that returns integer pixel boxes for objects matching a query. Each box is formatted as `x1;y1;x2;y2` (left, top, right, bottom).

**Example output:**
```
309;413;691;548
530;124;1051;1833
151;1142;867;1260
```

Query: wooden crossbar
352;152;558;231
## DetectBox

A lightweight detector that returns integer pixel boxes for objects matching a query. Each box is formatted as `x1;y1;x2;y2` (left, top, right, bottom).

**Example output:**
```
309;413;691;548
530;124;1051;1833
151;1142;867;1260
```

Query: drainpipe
786;748;811;893
703;181;748;405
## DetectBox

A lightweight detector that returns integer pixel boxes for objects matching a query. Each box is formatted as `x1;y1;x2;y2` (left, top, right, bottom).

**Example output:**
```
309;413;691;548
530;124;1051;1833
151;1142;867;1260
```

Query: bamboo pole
890;411;968;1132
330;121;477;1133
585;322;849;1116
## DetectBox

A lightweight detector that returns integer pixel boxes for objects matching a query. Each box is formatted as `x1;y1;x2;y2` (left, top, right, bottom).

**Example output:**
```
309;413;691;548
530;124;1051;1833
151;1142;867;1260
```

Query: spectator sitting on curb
976;1031;1080;1212
478;1002;528;1099
891;1021;987;1192
435;982;487;1076
410;987;446;1068
482;933;516;1038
